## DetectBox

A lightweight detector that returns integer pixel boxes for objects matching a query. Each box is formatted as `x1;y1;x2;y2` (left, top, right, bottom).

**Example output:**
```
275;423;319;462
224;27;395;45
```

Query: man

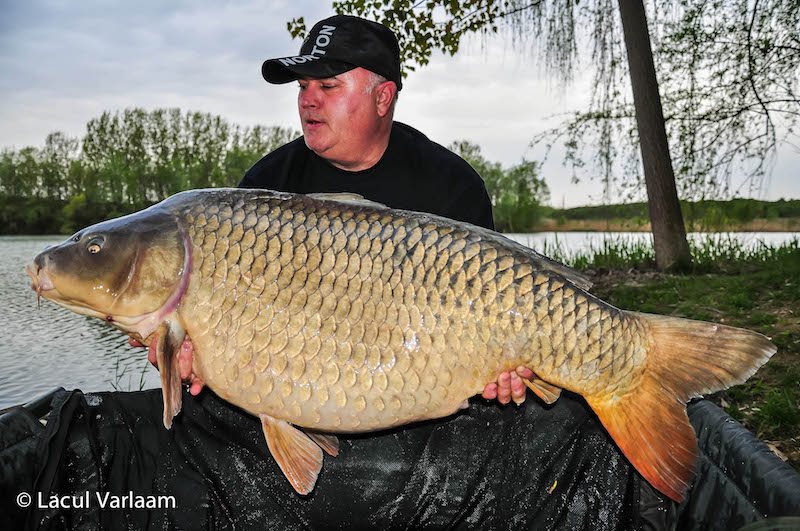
136;14;531;405
240;15;493;230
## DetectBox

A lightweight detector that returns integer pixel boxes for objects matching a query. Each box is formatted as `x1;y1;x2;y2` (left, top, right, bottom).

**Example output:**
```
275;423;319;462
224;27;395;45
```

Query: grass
561;236;800;471
107;352;151;392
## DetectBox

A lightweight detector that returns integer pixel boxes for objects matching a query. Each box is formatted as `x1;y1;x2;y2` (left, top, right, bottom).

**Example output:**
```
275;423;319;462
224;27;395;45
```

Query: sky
1;0;798;208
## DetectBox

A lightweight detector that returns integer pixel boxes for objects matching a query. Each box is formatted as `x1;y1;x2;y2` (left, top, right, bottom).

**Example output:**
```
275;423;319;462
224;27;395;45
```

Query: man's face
297;68;383;167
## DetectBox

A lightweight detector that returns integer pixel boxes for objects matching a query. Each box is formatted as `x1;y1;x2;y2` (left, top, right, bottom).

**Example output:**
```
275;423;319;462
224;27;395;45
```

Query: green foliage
0;195;144;235
758;389;800;436
449;140;549;232
60;193;119;235
0;108;299;233
290;1;506;75
61;193;88;235
80;108;297;203
541;235;656;271
556;202;650;221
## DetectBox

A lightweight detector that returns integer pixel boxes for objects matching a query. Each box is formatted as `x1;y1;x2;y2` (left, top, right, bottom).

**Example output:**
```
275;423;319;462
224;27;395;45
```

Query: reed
541;234;800;272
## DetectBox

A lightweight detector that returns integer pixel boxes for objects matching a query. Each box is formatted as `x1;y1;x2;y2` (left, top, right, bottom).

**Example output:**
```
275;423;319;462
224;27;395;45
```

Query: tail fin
587;312;776;502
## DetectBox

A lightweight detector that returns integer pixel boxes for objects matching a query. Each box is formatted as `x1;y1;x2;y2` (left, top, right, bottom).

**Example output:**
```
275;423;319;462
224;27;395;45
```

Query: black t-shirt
238;121;495;230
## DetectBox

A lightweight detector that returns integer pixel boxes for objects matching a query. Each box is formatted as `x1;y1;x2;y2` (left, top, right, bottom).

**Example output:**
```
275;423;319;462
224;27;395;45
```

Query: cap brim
262;58;356;84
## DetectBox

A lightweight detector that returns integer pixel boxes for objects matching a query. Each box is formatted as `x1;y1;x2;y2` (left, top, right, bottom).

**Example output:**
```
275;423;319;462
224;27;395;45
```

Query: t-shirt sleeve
444;171;495;231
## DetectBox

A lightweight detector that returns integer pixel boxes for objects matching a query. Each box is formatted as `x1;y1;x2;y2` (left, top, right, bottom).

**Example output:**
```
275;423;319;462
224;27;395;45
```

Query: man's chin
303;136;331;157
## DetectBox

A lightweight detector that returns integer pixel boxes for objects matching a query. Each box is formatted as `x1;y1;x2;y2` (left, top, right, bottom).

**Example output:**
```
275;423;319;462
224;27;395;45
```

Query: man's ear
375;81;397;117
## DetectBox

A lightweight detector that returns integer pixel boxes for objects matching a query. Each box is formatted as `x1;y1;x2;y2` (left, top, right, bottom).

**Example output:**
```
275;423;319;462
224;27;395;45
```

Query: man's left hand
481;367;535;405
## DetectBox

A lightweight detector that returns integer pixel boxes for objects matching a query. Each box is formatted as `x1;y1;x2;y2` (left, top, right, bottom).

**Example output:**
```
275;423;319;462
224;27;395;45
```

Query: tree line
551;198;800;229
0;108;298;234
449;140;550;233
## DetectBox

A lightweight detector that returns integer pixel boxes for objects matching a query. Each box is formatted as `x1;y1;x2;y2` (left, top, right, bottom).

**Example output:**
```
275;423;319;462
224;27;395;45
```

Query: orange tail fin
587;312;776;502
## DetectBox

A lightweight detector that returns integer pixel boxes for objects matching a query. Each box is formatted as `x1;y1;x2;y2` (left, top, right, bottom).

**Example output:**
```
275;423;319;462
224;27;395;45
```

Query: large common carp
27;189;775;501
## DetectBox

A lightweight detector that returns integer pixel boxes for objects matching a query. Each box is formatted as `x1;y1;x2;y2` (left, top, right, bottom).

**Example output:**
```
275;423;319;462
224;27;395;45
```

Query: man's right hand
128;336;205;396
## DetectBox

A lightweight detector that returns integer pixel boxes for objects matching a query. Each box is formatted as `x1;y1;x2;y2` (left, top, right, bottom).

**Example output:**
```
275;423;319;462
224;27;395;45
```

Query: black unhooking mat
1;387;799;530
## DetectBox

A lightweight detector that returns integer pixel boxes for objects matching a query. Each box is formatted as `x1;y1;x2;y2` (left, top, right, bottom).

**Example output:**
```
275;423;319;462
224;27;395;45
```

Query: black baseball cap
262;15;402;91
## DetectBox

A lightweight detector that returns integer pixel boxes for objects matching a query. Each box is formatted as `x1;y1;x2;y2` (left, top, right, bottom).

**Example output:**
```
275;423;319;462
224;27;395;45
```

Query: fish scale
177;191;637;433
29;188;775;500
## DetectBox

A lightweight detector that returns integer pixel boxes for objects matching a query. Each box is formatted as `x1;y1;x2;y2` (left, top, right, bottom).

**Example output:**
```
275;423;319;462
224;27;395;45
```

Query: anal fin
304;431;340;457
523;378;562;404
155;320;185;429
260;414;324;495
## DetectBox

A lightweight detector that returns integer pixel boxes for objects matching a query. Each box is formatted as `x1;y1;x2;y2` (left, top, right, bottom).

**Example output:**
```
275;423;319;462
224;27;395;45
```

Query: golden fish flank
27;189;776;501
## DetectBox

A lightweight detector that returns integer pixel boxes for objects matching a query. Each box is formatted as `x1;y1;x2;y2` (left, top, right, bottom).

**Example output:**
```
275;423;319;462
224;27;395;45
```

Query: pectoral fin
523;378;562;405
260;414;324;495
304;431;340;457
155;320;185;429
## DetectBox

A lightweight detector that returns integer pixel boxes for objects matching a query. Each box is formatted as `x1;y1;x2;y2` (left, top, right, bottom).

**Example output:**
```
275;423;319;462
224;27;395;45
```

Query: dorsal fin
307;192;388;209
533;253;593;290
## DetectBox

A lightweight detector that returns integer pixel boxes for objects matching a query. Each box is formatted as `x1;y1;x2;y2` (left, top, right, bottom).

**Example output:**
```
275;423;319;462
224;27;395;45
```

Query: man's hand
128;336;205;396
481;366;535;405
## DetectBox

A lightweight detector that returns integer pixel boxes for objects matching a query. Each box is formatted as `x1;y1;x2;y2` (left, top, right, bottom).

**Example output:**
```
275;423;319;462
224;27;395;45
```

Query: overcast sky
1;0;798;207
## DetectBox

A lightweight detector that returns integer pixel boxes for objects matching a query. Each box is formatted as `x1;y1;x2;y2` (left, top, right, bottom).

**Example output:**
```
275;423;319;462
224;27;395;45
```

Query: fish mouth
26;263;55;307
26;262;107;319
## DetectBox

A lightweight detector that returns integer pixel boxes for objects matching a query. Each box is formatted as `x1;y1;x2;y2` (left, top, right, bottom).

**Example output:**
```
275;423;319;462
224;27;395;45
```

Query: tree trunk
617;0;692;271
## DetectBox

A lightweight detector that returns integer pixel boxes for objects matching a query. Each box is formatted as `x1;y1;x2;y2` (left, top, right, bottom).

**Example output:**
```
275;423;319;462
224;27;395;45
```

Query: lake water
1;231;797;410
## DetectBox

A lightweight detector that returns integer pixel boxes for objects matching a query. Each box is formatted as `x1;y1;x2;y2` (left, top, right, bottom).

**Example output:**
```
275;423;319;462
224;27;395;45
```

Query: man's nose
299;85;320;108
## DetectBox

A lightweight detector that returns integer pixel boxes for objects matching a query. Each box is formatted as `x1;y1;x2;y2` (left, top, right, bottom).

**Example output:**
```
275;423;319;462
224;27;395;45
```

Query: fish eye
87;237;105;254
71;234;80;243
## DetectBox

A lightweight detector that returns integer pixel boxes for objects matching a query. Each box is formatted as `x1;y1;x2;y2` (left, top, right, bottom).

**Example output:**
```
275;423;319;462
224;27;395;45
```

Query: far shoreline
531;217;800;233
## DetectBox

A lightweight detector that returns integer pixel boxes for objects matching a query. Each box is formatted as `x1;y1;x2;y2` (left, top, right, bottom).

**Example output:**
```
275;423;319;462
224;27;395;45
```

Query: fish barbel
26;188;775;501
